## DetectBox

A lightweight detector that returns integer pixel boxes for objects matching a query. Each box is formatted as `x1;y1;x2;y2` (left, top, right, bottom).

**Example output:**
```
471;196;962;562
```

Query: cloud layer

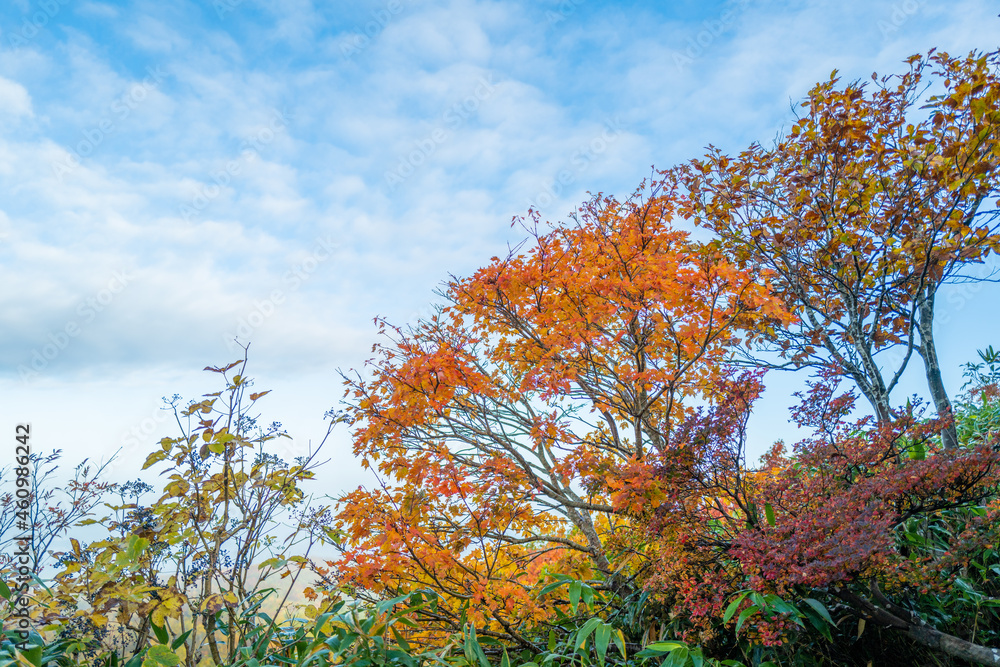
2;0;998;481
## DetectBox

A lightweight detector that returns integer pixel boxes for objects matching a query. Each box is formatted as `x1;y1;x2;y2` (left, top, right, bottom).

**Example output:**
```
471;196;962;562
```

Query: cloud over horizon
2;0;998;483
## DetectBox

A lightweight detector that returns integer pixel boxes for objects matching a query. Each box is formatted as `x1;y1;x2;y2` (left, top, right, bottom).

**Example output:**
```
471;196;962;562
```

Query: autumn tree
624;357;1000;664
0;450;115;575
0;450;116;653
330;179;784;646
674;47;1000;449
47;352;334;666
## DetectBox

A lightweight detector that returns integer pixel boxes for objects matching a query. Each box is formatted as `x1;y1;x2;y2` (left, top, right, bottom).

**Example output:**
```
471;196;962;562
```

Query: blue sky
1;0;998;494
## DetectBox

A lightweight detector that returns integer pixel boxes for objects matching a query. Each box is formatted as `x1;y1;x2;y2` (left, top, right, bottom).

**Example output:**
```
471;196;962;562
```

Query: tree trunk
205;613;224;665
907;623;1000;665
837;587;1000;665
917;291;958;449
564;504;632;596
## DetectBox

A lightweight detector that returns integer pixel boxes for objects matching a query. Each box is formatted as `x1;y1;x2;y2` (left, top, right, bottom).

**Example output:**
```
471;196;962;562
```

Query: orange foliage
329;178;784;644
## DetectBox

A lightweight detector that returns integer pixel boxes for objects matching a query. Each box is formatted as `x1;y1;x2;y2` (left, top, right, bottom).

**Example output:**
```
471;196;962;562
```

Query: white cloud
1;0;997;479
0;76;32;117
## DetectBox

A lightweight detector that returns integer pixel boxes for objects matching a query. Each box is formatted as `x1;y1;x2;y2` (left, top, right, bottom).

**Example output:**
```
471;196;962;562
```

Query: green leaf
594;624;611;667
909;438;926;460
126;535;150;562
29;573;54;596
735;605;760;634
151;621;169;645
21;646;42;667
569;580;582;611
612;629;626;661
0;580;10;601
582;583;594;608
636;641;685;658
764;503;775;527
761;594;799;617
575;617;603;651
536;575;572;598
390;625;411;652
463;625;490;667
170;630;192;651
802;598;834;626
801;606;833;642
142;645;181;667
664;646;688;667
723;591;750;623
375;591;412;616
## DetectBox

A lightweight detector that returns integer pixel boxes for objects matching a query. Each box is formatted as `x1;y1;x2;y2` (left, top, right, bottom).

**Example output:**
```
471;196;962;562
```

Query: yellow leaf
143;450;168;470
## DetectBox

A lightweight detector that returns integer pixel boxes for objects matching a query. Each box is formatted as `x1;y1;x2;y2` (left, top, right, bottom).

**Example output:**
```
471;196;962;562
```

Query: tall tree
332;179;781;644
674;48;1000;448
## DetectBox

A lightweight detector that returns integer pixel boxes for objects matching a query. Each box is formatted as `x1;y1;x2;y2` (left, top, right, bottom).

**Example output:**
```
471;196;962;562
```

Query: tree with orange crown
327;177;784;646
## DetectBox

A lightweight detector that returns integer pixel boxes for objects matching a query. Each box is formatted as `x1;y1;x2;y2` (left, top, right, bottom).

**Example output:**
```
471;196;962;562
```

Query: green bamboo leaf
801;606;834;642
735;605;760;634
761;594;798;617
636;641;684;660
575;617;603;651
464;625;490;667
723;591;750;623
612;629;627;661
569;580;582;611
802;598;834;626
536;575;571;598
582;583;594;608
664;646;688;667
594;623;611;667
390;625;411;652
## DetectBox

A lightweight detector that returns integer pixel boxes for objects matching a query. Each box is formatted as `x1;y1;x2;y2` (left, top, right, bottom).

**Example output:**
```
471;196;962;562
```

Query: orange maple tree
328;178;784;645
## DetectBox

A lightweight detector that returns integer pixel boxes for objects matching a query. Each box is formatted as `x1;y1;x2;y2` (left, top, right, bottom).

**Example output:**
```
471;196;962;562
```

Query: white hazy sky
1;0;998;500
